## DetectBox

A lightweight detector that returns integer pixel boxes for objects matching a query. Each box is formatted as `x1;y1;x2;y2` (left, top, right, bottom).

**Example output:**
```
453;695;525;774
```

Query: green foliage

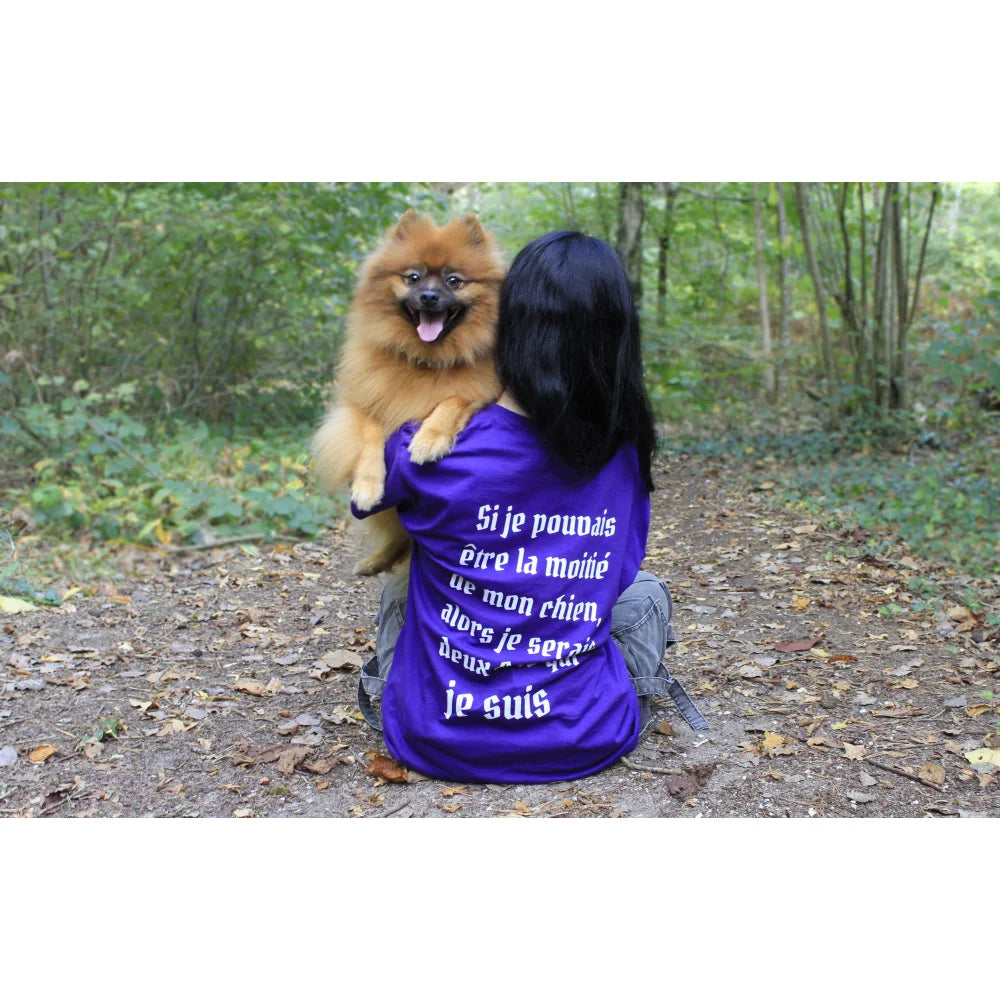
915;293;1000;427
2;180;998;587
0;182;411;425
667;412;999;578
2;385;341;546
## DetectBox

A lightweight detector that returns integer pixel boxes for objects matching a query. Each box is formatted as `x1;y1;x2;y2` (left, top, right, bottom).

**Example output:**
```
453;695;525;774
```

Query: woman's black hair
496;231;657;492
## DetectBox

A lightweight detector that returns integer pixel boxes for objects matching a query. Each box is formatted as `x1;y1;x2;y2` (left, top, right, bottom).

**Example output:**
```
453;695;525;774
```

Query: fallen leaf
790;596;812;610
843;743;866;760
828;655;858;664
29;745;58;762
666;764;716;798
441;786;469;797
657;719;678;735
233;679;269;697
233;808;254;818
739;665;763;679
0;746;19;767
847;790;877;803
946;606;978;632
276;747;311;776
859;771;877;787
774;639;819;653
918;763;946;785
156;719;197;736
321;706;361;726
0;596;39;614
965;705;992;718
315;649;363;671
367;753;409;783
761;731;797;756
247;745;286;765
965;748;1000;767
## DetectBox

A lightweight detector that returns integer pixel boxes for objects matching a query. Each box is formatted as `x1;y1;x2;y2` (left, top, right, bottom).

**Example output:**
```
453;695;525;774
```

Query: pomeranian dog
312;209;506;575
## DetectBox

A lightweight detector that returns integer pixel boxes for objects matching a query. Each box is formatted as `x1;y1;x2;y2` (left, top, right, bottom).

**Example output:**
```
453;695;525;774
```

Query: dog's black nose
419;289;440;308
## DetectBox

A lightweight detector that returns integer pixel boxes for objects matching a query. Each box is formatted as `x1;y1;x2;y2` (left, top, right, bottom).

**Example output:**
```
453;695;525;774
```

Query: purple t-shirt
357;403;647;783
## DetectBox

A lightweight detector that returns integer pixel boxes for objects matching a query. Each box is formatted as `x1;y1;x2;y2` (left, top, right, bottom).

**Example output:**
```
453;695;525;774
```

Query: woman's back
368;402;647;782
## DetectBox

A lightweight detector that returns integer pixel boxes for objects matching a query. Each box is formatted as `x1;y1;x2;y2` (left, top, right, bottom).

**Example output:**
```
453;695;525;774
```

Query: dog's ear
460;214;487;246
390;209;423;240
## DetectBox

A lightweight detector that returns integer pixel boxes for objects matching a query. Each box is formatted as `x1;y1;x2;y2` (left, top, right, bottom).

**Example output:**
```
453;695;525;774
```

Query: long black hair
495;231;657;492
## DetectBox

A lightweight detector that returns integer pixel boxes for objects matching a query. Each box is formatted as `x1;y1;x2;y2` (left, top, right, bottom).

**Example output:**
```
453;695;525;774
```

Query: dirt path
2;453;998;818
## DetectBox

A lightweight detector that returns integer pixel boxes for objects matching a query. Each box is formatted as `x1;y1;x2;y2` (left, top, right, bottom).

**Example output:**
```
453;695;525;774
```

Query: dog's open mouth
402;303;465;344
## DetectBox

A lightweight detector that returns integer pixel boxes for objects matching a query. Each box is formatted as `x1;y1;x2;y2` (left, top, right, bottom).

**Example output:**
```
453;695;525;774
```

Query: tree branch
906;183;940;330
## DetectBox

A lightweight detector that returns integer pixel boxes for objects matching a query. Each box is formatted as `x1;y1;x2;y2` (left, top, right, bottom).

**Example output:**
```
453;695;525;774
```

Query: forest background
1;180;998;608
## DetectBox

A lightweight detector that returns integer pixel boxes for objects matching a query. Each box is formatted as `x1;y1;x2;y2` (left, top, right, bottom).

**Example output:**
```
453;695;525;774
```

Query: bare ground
2;452;999;819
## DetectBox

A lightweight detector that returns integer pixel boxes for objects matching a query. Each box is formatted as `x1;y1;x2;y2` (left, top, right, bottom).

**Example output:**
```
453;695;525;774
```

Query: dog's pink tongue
417;311;445;343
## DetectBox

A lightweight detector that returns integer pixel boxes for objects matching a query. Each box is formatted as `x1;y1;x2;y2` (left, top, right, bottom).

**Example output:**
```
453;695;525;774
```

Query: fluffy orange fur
312;210;506;575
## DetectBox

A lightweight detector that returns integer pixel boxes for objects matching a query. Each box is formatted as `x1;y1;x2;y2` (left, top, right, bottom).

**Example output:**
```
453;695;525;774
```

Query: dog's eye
446;275;465;288
404;272;421;285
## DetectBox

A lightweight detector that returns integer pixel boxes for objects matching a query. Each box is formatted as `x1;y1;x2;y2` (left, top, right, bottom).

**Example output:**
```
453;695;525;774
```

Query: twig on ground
166;534;303;553
620;756;683;776
789;729;946;793
862;756;945;793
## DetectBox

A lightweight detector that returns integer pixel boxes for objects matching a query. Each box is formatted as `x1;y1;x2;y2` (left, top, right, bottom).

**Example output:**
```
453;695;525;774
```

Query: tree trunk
656;183;679;330
593;183;614;243
892;182;940;411
775;182;791;397
889;183;909;409
857;183;875;401
753;184;776;403
794;183;836;398
872;184;893;414
616;183;645;308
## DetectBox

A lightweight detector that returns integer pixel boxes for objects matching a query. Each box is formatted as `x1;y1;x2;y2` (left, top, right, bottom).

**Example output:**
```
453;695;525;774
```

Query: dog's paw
351;475;384;511
409;425;454;465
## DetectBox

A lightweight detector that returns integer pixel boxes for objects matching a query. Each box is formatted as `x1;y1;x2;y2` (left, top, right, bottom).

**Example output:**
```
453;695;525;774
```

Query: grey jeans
359;569;708;734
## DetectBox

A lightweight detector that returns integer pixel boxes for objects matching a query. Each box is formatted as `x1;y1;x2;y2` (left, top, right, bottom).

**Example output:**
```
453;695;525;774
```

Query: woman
355;231;707;783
